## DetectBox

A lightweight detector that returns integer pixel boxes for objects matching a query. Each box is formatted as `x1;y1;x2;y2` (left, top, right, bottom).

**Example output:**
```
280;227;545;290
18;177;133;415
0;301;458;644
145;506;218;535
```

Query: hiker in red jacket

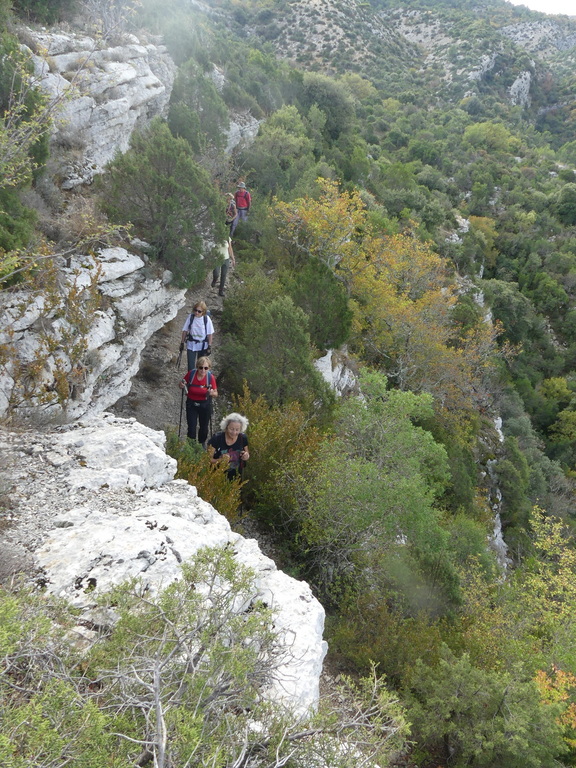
231;182;251;236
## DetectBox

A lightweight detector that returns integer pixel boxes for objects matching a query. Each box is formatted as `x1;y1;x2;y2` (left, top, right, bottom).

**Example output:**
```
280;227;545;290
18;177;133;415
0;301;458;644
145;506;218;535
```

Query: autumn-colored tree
468;215;499;269
458;508;576;677
536;667;576;753
271;177;367;271
272;179;502;421
231;385;325;529
345;233;502;416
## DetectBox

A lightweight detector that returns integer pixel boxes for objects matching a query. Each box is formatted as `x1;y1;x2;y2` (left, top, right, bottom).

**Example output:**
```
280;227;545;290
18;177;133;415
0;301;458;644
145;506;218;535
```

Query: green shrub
405;645;565;768
221;291;333;409
281;257;352;351
11;0;77;24
0;556;410;768
168;59;229;153
97;119;225;287
0;32;50;190
0;188;37;253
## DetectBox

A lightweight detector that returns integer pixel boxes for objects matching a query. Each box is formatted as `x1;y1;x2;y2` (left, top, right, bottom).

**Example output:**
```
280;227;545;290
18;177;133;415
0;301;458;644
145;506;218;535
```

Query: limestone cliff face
26;29;177;189
0;245;186;421
0;413;327;716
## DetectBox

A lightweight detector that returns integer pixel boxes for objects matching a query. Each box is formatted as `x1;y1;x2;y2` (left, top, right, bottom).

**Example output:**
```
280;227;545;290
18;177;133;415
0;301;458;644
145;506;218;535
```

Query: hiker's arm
208;444;223;464
207;332;213;345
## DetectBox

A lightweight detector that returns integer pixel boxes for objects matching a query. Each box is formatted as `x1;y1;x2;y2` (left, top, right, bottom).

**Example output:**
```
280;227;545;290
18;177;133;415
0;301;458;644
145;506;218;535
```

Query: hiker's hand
205;345;211;355
208;388;217;397
240;448;249;461
179;342;184;352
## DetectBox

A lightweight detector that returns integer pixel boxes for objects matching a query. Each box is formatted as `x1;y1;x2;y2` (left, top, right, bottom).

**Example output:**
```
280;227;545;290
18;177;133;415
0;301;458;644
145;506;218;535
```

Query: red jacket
234;188;251;210
184;369;216;401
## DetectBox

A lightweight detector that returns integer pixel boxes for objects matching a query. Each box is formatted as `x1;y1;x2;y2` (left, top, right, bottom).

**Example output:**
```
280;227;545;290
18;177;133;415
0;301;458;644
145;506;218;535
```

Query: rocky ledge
0;412;327;716
26;29;176;189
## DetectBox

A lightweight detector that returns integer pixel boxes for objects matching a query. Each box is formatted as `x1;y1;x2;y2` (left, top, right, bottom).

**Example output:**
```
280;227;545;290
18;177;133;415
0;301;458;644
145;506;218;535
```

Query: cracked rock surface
0;411;327;715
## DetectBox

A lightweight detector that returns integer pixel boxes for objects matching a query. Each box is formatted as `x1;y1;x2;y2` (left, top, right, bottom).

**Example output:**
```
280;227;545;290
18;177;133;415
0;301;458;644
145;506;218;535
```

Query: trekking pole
178;387;184;439
176;343;184;370
178;379;188;439
208;372;218;439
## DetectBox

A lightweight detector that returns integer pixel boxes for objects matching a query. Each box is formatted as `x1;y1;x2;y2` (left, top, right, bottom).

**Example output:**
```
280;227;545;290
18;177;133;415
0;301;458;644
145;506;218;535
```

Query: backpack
189;369;214;389
186;310;211;347
225;200;237;223
235;188;249;208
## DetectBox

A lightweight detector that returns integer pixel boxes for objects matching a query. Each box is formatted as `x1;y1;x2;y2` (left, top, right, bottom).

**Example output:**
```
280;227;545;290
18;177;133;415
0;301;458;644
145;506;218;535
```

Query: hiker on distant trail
211;237;235;297
180;301;214;371
180;356;217;445
208;412;249;481
225;192;238;236
230;181;251;236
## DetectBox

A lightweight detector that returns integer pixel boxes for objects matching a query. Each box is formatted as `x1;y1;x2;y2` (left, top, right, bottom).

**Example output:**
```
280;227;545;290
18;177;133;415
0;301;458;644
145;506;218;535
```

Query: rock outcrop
225;110;262;154
0;412;327;716
26;29;176;189
316;349;357;397
0;245;186;421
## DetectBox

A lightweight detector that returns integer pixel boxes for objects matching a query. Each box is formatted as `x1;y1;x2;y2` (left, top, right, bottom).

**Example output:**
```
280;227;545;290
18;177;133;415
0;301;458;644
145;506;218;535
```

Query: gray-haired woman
207;412;249;480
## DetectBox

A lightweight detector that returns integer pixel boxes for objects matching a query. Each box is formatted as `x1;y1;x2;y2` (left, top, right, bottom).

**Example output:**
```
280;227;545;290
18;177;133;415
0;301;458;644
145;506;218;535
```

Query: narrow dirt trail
111;272;231;435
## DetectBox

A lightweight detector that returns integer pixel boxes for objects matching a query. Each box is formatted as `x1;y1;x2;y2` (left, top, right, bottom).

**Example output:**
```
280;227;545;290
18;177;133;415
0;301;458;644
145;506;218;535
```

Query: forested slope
4;0;576;765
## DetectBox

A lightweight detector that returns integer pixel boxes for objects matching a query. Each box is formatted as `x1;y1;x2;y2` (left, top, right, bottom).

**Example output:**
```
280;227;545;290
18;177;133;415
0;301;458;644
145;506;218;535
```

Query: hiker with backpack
180;301;214;371
208;412;249;481
180;356;218;445
211;237;235;297
225;192;238;236
230;182;251;236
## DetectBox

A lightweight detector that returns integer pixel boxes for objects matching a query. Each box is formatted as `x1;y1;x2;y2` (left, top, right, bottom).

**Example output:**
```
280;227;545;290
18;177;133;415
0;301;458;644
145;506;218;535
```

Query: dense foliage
4;0;576;763
0;550;410;767
97;119;226;287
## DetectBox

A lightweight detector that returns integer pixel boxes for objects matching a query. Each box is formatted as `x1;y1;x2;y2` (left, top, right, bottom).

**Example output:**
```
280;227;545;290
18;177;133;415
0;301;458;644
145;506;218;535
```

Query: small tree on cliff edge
97;118;225;287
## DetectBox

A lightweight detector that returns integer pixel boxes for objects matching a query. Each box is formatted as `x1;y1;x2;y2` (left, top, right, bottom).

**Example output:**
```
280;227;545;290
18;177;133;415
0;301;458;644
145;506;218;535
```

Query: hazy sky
507;0;575;15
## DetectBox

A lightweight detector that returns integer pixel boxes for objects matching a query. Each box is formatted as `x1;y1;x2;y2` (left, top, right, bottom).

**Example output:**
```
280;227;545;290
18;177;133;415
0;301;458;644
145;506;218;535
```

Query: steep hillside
217;0;576;128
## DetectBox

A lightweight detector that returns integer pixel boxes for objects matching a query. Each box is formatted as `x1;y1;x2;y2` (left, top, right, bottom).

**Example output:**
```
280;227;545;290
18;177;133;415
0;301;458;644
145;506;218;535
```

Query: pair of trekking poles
176;346;213;441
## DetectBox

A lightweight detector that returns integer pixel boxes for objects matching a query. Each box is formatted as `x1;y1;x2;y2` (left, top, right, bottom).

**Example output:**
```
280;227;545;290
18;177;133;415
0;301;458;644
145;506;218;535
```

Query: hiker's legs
219;260;229;293
229;214;239;236
195;349;209;365
185;399;199;441
211;266;220;287
197;404;211;445
186;348;195;372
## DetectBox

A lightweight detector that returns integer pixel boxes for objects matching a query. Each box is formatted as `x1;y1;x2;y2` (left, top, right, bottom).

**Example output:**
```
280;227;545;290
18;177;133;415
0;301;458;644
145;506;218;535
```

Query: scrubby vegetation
5;0;576;764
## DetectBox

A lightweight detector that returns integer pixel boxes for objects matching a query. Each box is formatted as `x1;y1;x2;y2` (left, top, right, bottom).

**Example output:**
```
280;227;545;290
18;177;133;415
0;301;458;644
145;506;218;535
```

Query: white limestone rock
226;110;263;153
0;246;186;422
26;29;177;190
501;20;576;59
0;293;46;334
66;247;146;285
315;349;357;397
56;414;176;490
510;70;532;107
29;413;327;715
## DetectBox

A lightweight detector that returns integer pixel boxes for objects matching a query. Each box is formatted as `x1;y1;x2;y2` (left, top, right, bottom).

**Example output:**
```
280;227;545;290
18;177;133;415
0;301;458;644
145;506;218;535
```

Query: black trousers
186;398;211;444
187;348;209;372
212;259;229;292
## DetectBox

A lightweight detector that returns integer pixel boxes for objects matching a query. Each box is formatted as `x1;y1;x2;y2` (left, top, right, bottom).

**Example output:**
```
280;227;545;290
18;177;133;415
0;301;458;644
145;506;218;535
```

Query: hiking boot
211;279;218;288
218;290;225;296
